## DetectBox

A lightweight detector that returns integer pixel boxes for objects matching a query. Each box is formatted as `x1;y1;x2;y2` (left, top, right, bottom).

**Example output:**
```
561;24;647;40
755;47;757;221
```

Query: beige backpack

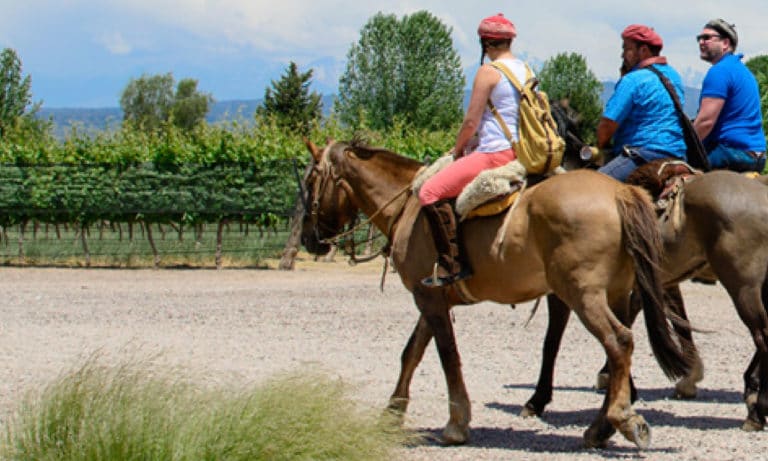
488;62;565;175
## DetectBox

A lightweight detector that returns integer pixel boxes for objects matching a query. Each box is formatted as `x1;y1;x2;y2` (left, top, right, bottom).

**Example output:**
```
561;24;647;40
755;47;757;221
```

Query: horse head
550;99;592;171
300;138;360;256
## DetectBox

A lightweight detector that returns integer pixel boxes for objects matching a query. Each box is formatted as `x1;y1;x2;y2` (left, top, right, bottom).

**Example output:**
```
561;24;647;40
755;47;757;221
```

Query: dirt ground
0;257;766;460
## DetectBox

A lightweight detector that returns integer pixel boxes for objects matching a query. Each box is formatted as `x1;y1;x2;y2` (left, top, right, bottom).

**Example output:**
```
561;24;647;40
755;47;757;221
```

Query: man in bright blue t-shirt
694;19;766;172
597;24;687;182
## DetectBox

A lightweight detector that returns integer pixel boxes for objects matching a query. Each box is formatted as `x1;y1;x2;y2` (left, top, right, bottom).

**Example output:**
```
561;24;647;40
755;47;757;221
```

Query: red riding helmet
478;13;517;40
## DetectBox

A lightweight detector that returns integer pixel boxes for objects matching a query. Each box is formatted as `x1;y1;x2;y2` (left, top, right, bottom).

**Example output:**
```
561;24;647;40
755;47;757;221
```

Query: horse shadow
405;426;667;456
494;382;745;431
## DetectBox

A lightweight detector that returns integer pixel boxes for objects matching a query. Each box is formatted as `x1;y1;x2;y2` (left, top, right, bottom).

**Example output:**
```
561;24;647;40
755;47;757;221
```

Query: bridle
301;146;412;265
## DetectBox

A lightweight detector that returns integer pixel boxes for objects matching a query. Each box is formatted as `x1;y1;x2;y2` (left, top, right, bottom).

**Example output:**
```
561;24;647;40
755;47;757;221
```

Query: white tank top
475;58;529;153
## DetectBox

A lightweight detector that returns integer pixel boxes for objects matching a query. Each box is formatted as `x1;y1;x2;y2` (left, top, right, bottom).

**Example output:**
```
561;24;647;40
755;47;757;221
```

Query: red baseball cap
478;13;517;40
621;24;663;49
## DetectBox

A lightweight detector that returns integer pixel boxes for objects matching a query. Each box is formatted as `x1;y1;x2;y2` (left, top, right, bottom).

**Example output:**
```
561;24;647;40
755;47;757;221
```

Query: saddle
626;160;701;242
412;155;563;221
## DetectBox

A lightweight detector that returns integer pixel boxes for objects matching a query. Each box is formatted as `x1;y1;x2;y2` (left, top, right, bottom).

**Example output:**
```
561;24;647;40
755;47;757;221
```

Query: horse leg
413;287;470;445
387;314;433;419
574;293;648;449
721;279;768;431
666;284;704;399
742;351;763;431
596;290;639;404
521;293;571;417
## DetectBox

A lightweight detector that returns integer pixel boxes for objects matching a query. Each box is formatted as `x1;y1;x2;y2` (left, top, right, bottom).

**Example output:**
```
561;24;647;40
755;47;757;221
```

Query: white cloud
99;32;132;55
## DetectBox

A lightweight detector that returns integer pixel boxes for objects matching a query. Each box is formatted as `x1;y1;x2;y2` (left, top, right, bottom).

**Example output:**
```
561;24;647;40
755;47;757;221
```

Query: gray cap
705;18;738;49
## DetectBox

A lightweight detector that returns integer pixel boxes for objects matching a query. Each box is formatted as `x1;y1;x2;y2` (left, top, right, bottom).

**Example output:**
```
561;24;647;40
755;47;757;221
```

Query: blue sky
2;0;767;108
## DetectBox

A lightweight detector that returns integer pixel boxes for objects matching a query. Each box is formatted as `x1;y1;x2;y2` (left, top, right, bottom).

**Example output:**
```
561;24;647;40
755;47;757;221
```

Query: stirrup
421;263;472;287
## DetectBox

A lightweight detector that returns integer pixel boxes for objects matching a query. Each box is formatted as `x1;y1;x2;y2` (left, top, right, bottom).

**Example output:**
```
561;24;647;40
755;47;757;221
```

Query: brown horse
300;139;693;449
522;160;768;431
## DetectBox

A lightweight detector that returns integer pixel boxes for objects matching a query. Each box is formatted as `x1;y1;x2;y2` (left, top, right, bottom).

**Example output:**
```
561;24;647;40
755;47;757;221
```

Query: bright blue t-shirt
700;53;766;152
604;64;686;158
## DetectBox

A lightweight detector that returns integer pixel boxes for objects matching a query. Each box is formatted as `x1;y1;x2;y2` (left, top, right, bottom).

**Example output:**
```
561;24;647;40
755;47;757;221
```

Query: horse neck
340;155;419;235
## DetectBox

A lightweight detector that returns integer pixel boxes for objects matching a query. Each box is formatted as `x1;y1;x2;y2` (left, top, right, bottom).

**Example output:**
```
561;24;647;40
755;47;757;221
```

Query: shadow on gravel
504;382;743;404
407;426;680;457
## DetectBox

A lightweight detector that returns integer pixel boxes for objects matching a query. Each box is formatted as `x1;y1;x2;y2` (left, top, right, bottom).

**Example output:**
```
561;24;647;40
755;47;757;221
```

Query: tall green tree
335;11;465;131
256;62;322;136
171;78;214;131
0;48;41;138
537;52;603;144
120;73;174;132
121;73;212;132
745;55;768;135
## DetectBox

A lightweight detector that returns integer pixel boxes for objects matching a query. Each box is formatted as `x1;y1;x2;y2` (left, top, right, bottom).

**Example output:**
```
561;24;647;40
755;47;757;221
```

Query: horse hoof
583;422;615;449
595;372;609;391
741;419;764;432
619;415;651;449
520;405;539;418
631;417;651;449
442;422;470;445
673;382;697;400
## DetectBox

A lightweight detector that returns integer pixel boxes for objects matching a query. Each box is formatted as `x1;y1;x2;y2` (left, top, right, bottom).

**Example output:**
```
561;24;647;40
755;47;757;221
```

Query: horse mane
333;138;423;170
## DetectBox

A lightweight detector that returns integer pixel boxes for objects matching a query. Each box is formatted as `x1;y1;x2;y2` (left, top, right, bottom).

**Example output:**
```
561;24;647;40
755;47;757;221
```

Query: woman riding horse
300;137;693;449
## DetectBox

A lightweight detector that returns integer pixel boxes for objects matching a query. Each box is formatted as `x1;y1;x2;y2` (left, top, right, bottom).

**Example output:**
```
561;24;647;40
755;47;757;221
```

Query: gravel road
0;260;765;460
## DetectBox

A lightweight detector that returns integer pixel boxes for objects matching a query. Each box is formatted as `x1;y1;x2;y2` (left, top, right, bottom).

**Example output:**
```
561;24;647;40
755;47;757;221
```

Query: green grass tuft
1;355;411;460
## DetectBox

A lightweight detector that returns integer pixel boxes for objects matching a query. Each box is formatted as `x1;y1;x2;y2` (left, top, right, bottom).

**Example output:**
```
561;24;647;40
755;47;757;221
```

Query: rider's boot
421;201;473;287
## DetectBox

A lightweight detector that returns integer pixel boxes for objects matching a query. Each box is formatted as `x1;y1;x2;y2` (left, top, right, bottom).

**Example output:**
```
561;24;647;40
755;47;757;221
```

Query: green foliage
746;55;768;136
120;73;212;133
537;52;603;143
0;48;45;139
1;354;410;460
120;73;174;132
335;10;465;131
171;78;214;131
256;62;322;136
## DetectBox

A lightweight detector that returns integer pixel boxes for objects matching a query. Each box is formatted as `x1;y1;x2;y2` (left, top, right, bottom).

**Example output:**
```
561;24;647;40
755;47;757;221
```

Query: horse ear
304;137;322;163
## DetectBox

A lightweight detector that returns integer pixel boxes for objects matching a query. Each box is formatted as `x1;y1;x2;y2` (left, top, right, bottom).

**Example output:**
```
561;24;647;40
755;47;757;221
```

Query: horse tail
617;185;693;380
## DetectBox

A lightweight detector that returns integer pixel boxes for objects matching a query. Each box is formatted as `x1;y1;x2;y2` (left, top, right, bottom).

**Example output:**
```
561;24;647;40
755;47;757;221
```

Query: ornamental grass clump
1;354;411;461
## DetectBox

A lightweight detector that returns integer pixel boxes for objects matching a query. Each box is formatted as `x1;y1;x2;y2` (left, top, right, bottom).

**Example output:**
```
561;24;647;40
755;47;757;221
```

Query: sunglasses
696;33;721;42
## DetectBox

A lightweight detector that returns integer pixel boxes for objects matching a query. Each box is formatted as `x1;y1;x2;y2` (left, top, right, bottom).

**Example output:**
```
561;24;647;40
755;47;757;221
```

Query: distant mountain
38;84;700;139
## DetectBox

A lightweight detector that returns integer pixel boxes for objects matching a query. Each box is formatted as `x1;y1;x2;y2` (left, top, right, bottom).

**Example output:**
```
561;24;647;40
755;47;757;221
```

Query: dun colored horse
300;139;693;449
525;169;768;432
522;108;768;432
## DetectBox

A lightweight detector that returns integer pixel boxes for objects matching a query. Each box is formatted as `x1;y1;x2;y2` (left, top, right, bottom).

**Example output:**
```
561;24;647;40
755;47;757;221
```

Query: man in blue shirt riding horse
694;18;766;173
596;24;687;182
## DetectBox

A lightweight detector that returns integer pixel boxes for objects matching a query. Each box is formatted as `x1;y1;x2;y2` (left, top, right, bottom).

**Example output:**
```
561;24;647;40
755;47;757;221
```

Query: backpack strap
486;62;533;143
644;65;711;172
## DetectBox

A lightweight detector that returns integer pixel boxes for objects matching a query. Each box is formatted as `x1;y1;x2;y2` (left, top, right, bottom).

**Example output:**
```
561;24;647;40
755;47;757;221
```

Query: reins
319;182;412;262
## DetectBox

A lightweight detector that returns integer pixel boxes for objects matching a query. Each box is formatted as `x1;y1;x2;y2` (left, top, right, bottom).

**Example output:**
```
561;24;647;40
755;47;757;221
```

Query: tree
745;55;768;135
335;11;465;131
537;52;603;144
120;73;212;132
256;62;322;136
0;48;41;138
171;78;214;131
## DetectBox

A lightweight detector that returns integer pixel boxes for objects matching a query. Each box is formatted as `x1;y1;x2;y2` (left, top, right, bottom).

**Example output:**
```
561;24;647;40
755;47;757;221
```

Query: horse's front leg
521;294;571;417
387;314;433;418
741;351;764;431
414;287;470;445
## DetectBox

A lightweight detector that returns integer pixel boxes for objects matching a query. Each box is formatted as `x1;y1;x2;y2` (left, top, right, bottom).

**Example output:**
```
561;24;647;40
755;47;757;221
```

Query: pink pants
418;149;517;205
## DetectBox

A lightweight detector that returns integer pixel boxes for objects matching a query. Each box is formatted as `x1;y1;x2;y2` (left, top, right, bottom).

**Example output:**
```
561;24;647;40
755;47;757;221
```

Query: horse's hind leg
413;287;470;445
387;314;433;419
742;275;768;431
666;285;704;399
522;294;571;417
572;292;647;449
721;278;768;431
